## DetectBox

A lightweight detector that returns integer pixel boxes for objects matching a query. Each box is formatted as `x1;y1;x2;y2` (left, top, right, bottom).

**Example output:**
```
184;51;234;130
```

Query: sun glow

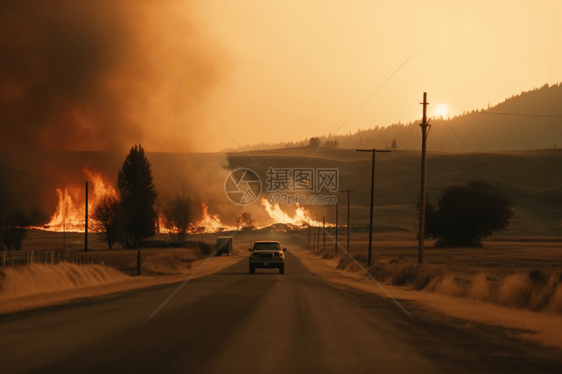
432;103;449;118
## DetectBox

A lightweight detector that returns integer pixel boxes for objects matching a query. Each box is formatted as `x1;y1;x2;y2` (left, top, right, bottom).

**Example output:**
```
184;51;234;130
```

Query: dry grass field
1;147;561;337
229;147;562;236
287;230;562;312
0;230;247;314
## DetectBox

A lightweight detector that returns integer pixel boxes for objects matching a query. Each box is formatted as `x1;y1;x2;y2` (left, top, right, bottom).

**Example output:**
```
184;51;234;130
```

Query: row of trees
308;137;338;148
90;144;193;250
2;144;515;251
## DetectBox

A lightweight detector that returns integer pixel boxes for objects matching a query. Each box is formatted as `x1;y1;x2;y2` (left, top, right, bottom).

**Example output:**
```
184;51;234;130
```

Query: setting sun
432;103;449;118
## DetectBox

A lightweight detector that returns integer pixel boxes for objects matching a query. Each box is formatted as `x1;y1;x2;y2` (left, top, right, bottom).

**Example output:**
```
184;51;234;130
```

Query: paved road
1;253;561;373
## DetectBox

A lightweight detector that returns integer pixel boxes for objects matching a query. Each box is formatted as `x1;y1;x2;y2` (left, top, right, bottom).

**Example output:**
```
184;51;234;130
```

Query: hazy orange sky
5;1;558;153
147;0;558;151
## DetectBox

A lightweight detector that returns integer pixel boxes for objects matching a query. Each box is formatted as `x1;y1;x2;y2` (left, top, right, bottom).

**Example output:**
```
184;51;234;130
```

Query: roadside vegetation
161;194;192;244
312;242;562;316
419;180;514;247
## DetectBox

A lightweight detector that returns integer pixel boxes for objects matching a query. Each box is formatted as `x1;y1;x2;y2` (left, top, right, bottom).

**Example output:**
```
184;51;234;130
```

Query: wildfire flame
186;203;238;233
34;169;117;232
32;170;333;235
190;203;238;233
159;203;238;235
261;198;334;227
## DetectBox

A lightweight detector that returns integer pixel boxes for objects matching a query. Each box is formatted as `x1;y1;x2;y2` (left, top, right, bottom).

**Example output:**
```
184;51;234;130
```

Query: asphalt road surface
1;253;561;373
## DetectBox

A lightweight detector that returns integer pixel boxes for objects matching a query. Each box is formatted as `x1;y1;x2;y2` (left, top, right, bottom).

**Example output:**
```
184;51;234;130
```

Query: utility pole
316;226;320;251
84;181;88;253
418;92;431;264
335;202;338;254
322;217;325;251
356;149;391;267
339;188;355;253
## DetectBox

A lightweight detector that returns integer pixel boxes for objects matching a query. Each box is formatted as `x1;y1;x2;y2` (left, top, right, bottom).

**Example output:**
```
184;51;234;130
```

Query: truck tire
249;265;255;274
279;265;284;275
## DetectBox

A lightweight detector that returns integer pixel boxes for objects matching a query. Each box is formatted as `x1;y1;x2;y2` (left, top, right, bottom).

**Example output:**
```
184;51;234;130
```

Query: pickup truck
248;241;286;274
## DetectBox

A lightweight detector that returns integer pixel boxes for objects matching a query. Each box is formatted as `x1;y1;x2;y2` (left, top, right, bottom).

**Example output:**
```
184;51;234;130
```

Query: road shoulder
0;252;244;315
292;248;562;350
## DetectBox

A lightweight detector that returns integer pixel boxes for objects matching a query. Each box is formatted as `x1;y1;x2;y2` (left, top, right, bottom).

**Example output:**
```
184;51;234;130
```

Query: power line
464;184;562;210
307;51;417;161
395;125;415;149
0;164;82;185
477;111;562;118
429;135;447;153
438;118;475;152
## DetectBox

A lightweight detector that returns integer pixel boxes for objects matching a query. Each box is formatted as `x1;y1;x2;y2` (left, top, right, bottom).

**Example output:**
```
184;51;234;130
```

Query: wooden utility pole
418;92;431;264
356;149;391;267
335;202;338;254
339;188;355;253
316;226;320;251
84;182;88;253
312;225;315;249
322;217;325;251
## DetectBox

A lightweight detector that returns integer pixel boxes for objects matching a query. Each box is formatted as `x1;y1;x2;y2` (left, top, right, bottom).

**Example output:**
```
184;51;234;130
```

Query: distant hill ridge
225;83;562;152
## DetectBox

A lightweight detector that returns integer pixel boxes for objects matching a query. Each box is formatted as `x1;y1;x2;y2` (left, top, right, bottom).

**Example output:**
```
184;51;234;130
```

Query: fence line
0;250;140;276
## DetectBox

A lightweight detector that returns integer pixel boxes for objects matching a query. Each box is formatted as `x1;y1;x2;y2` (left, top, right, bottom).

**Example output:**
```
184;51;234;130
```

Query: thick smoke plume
0;0;234;226
0;0;227;152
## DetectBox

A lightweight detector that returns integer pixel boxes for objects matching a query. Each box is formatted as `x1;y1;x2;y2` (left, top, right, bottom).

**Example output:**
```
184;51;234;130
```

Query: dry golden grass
357;257;562;315
298;231;562;314
468;273;493;302
0;262;128;302
292;247;562;350
550;286;562;313
0;236;246;314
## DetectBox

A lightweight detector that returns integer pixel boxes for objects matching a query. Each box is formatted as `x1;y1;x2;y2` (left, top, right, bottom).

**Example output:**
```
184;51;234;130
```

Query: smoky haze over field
1;0;561;228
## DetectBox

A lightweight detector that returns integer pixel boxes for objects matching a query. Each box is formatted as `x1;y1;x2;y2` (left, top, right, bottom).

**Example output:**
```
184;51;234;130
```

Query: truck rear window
253;243;280;251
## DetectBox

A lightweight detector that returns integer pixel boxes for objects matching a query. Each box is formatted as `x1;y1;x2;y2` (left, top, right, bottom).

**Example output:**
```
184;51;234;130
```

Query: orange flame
158;203;238;235
187;203;238;233
261;198;334;227
34;169;117;232
35;172;333;235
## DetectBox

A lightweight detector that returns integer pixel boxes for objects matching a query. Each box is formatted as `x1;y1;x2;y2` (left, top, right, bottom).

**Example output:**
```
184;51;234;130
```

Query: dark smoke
0;0;132;151
0;1;232;227
0;0;226;152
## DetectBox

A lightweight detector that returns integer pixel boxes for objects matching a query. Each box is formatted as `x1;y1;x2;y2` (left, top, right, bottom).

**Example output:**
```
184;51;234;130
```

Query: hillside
1;147;561;237
228;147;562;236
225;83;562;153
